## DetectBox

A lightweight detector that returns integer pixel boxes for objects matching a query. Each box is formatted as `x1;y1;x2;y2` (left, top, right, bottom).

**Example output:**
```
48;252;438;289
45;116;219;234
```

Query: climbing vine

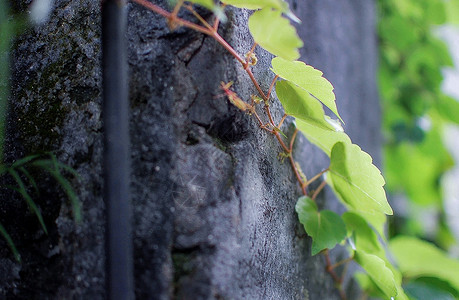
132;0;408;299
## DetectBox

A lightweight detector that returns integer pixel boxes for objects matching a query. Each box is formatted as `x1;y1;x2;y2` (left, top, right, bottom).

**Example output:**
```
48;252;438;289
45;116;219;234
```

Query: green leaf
248;8;302;60
32;156;82;222
18;166;39;194
0;222;20;262
355;272;388;299
49;169;81;223
328;142;393;215
32;159;80;178
436;96;459;125
271;57;342;122
343;212;384;257
445;0;459;24
404;282;455;300
426;1;446;24
8;168;48;234
221;0;285;10
295;196;347;255
221;0;300;22
389;236;459;292
348;209;386;239
10;154;41;168
378;14;419;51
188;0;214;9
354;252;398;299
275;80;334;130
384;132;451;206
295;118;351;157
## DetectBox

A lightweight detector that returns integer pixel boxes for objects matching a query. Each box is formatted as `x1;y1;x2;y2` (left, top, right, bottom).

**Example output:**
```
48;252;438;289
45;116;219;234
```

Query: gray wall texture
1;0;380;299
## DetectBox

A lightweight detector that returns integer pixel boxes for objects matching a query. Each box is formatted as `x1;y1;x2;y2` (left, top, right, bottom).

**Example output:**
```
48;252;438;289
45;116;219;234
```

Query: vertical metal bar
101;0;134;299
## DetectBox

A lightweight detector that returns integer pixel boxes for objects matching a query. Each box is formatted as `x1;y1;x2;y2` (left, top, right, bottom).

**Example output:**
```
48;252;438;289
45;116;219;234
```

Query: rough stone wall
0;0;379;299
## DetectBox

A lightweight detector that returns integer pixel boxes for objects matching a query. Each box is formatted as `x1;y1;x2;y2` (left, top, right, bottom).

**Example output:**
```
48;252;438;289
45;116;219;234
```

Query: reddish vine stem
305;167;329;187
289;155;307;195
331;256;353;270
171;0;184;19
311;180;327;201
324;250;347;300
289;128;299;151
278;113;288;128
246;42;258;60
267;75;279;99
132;0;210;34
265;105;277;127
131;2;346;298
185;4;213;30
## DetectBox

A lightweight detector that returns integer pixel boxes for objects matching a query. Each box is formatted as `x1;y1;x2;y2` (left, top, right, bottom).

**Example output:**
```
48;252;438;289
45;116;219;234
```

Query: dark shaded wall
0;0;380;299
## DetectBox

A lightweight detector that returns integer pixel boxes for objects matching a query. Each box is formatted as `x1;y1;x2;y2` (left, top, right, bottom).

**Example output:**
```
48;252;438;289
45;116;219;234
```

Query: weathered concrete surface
0;0;380;299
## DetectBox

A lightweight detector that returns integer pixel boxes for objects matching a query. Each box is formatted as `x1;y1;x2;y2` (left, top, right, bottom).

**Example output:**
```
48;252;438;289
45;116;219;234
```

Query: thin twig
324;250;347;300
245;67;267;99
184;4;213;30
278;113;288;128
132;0;212;35
171;0;184;18
289;128;299;151
267;75;279;99
331;256;354;272
311;180;326;201
305;168;329;187
265;105;277;127
212;3;225;31
289;156;307;195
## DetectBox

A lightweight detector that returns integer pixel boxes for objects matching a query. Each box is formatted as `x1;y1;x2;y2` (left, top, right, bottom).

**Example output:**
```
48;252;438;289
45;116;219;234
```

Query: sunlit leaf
295;119;351;157
355;272;387;299
444;0;459;24
343;212;384;257
221;0;300;22
222;0;285;10
348;209;386;239
328;142;393;215
354;252;398;299
390;236;459;292
248;8;302;60
271;57;342;121
426;1;446;24
436;96;459;125
295;196;346;255
188;0;214;9
275;80;334;130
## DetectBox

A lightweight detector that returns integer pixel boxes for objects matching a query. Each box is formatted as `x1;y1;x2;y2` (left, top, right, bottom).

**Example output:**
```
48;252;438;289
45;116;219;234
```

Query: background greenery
378;0;459;298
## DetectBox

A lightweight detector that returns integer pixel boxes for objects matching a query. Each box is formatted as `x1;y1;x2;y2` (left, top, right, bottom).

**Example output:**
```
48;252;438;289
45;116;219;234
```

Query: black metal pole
101;1;134;299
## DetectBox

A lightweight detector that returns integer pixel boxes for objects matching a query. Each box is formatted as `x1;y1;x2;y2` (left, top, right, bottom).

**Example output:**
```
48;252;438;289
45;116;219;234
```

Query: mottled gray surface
1;0;380;299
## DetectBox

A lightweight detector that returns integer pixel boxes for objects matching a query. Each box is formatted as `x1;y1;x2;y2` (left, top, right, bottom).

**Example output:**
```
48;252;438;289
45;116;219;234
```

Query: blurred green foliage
378;0;459;298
